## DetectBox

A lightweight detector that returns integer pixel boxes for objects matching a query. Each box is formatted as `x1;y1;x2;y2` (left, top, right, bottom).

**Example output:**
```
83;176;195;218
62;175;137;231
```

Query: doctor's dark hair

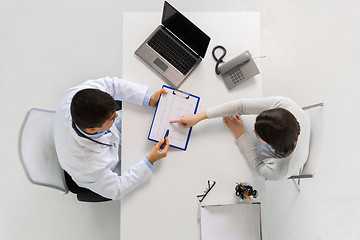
254;108;300;156
70;89;118;129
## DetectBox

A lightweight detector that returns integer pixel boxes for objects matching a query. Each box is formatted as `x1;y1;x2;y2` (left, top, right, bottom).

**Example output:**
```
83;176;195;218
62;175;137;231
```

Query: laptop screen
161;1;210;58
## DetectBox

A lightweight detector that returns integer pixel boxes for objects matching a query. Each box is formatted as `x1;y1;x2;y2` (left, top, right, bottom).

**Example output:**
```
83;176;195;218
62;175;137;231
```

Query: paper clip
197;180;216;203
172;90;190;99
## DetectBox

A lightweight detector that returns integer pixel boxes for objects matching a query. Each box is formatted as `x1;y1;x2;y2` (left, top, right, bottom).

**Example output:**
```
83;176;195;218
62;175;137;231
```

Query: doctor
54;76;169;200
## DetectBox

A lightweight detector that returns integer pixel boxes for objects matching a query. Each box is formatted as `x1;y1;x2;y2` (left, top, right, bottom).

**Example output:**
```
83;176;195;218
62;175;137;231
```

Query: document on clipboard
148;85;200;151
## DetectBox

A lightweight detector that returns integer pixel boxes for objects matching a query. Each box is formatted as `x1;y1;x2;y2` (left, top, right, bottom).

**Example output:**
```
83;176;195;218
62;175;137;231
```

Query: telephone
212;46;260;90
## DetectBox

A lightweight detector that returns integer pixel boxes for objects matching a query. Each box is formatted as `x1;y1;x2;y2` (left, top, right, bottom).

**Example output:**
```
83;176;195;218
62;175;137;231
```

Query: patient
170;96;310;180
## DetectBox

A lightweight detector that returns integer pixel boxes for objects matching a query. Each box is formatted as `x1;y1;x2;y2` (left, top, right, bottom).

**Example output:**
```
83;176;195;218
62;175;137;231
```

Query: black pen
160;129;169;150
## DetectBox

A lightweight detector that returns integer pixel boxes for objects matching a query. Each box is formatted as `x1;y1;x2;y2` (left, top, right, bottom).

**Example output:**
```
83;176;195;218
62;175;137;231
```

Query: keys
148;31;196;75
229;66;245;84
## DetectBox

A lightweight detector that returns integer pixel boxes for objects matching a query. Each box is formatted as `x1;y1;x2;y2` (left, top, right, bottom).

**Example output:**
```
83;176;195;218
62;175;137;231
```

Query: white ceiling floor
1;0;360;239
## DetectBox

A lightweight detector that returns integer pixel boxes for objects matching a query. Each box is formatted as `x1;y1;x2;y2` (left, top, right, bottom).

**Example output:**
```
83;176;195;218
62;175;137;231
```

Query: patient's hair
70;89;118;129
254;108;300;156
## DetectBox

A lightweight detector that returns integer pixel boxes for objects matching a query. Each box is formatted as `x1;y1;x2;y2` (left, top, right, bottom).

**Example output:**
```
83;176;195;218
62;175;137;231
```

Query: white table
121;12;263;240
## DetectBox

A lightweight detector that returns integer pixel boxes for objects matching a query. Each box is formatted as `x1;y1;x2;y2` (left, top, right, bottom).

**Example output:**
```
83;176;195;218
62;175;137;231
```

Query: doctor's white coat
54;77;153;200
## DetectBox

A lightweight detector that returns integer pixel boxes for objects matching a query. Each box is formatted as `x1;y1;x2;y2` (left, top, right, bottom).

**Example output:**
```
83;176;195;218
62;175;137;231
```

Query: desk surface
121;12;263;240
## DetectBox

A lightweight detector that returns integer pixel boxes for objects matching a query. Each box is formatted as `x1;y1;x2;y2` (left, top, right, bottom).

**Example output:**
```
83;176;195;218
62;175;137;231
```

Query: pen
160;129;169;150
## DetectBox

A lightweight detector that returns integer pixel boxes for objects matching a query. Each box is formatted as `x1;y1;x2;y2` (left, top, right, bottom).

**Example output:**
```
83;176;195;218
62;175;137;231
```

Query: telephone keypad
229;66;245;84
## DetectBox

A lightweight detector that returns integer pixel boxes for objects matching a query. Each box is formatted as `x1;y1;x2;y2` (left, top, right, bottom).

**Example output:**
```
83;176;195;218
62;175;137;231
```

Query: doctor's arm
146;138;169;164
149;89;168;107
113;139;169;200
81;76;169;107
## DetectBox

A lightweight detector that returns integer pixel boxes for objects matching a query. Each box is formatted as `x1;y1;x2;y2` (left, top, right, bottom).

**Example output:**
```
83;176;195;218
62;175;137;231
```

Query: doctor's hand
149;89;168;107
222;115;245;138
146;137;169;164
169;111;207;128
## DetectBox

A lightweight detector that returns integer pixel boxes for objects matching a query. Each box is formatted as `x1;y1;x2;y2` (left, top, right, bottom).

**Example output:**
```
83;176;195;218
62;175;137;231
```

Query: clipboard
148;85;200;151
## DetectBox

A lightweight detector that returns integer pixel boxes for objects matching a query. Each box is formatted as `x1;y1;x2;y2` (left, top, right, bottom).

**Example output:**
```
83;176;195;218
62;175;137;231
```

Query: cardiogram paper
148;85;199;150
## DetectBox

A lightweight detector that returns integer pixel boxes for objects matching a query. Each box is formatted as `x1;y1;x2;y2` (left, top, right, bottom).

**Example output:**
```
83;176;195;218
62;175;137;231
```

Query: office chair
288;103;324;191
18;107;111;202
19;107;68;193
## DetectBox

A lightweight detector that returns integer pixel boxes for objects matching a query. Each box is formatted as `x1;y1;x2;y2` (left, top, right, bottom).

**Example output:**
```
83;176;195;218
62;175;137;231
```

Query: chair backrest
300;103;324;177
18;107;68;193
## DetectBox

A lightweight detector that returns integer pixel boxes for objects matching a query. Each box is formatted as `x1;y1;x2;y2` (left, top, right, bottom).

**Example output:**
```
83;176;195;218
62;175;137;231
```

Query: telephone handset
217;51;251;74
212;46;260;90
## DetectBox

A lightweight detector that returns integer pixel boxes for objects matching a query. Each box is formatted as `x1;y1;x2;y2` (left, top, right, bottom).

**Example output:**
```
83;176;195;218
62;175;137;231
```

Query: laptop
135;1;211;88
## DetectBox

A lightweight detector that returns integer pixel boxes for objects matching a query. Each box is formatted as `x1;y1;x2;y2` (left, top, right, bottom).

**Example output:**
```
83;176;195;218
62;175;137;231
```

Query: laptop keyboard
148;30;197;75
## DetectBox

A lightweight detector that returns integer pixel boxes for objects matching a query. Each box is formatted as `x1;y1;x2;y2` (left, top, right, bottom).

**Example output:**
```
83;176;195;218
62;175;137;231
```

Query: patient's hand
169;112;207;128
222;115;245;138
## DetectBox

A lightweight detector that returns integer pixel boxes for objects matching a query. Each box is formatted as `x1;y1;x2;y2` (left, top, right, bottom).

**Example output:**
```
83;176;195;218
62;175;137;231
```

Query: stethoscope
72;121;116;148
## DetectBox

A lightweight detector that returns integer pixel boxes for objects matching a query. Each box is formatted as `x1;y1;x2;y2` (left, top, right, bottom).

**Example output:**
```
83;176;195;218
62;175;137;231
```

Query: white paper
200;204;261;240
148;86;199;150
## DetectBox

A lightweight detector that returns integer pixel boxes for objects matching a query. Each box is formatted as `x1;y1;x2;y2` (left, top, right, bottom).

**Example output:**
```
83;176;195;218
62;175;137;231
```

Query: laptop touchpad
153;58;168;72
